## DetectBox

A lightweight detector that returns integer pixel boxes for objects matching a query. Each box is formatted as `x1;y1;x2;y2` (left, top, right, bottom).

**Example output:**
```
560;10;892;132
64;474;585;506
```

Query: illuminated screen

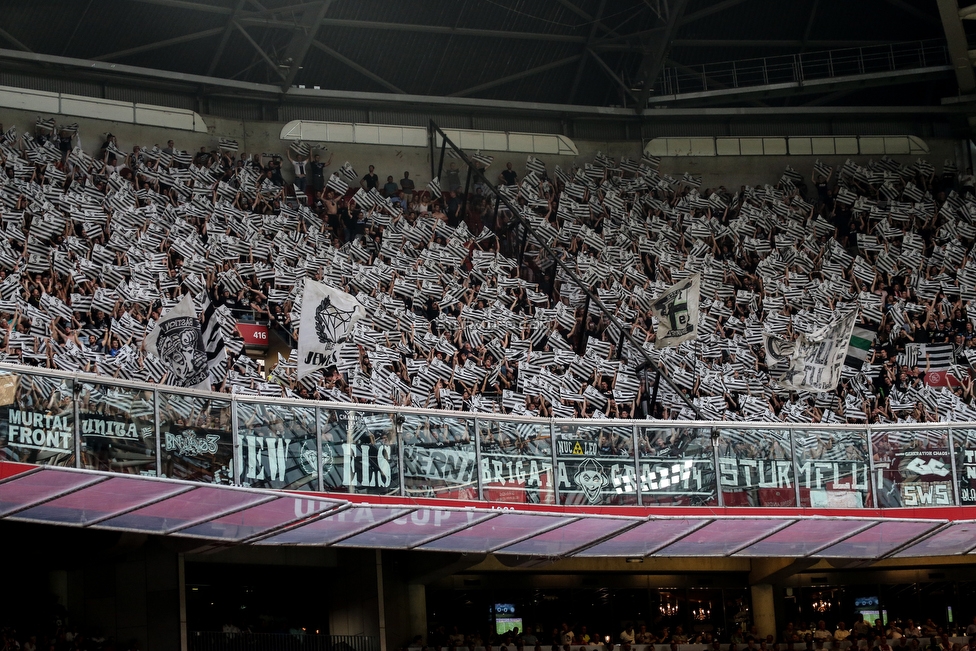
859;610;881;625
496;618;523;635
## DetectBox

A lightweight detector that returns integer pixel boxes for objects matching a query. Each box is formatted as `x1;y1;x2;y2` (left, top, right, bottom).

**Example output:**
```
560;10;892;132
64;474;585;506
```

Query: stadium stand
1;117;975;424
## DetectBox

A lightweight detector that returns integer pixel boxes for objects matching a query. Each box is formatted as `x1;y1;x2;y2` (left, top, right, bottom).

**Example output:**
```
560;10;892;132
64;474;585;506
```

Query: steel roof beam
552;0;621;39
884;0;941;26
449;55;583;97
635;0;691;113
937;0;976;94
0;26;32;53
588;48;641;103
128;0;233;14
567;0;607;103
672;39;902;47
310;40;405;94
207;0;249;76
678;0;750;25
233;20;287;80
238;16;587;43
279;0;333;91
92;27;223;62
0;47;965;119
651;64;954;105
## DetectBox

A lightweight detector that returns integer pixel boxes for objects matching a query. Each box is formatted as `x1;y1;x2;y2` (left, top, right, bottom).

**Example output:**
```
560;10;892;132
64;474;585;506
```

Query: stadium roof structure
4;462;976;561
0;0;972;123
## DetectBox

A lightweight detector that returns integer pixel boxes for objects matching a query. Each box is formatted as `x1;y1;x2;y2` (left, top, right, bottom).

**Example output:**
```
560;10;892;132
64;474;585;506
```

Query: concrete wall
0;107;963;195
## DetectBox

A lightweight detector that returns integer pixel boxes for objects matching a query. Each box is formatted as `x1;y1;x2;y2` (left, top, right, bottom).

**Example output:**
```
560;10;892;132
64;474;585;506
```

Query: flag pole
427;120;703;420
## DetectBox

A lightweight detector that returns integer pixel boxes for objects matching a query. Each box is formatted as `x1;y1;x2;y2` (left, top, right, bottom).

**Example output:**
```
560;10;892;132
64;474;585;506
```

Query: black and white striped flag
338;162;358;182
326;173;349;195
471;151;494;168
526;156;546;175
218;138;238;152
427;177;442;199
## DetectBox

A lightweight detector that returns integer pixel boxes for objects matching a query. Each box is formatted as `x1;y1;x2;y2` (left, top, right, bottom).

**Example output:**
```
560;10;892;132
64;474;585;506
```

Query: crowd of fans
415;617;976;651
4;615;976;651
3;115;976;423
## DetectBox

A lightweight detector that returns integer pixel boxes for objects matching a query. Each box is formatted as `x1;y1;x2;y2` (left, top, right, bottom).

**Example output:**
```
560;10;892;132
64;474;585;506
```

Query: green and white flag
845;324;876;370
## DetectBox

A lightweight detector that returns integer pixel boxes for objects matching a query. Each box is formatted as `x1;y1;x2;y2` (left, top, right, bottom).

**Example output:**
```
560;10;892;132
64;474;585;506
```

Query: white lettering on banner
340;443;393;487
242;436;291;482
164;430;219;455
481;456;550;487
555;439;598;456
902;482;952;506
81;416;139;439
8;409;72;451
964;449;976;505
721;458;794;488
797;461;870;490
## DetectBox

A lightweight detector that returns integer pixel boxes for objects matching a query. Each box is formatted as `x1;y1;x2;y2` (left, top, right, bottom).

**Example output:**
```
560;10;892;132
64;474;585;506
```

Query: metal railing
656;39;950;97
189;632;378;651
2;361;975;510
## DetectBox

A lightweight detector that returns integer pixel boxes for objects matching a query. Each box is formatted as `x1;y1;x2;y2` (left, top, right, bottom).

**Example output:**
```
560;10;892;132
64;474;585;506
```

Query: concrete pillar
328;550;381;638
407;584;427;644
751;584;776;640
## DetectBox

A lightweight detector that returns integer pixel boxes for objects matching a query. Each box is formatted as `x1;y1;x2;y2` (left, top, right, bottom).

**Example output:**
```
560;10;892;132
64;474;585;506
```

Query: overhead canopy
1;464;970;560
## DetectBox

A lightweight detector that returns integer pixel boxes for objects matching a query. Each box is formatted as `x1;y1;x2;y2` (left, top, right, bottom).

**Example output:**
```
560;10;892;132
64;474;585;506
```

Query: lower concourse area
3;518;976;651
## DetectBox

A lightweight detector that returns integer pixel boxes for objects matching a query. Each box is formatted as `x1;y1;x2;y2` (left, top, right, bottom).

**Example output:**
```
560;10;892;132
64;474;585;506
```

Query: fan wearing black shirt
361;165;378;190
500;161;518;186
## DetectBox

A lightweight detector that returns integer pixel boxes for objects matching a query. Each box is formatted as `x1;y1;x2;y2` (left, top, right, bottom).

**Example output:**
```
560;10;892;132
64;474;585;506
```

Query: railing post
866;425;878;509
397;413;406;497
889;43;895;71
231;394;241;486
633;423;642;505
790;428;802;507
828;50;834;77
550;419;559;505
949;427;961;506
316;407;325;492
762;58;768;85
732;61;738;88
711;428;724;507
858;48;864;74
154;387;163;478
474;415;484;501
73;381;82;469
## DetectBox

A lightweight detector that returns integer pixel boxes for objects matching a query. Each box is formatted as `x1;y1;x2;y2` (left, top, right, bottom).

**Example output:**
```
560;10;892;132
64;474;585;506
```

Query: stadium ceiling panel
0;0;959;111
3;465;975;561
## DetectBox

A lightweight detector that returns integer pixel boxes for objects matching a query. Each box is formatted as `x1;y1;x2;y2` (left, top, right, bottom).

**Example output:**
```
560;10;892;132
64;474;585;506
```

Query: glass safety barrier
1;363;975;509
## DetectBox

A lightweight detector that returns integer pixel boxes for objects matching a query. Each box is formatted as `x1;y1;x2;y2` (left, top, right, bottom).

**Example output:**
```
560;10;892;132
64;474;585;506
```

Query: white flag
766;309;858;393
144;293;210;390
650;273;700;348
297;280;366;378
